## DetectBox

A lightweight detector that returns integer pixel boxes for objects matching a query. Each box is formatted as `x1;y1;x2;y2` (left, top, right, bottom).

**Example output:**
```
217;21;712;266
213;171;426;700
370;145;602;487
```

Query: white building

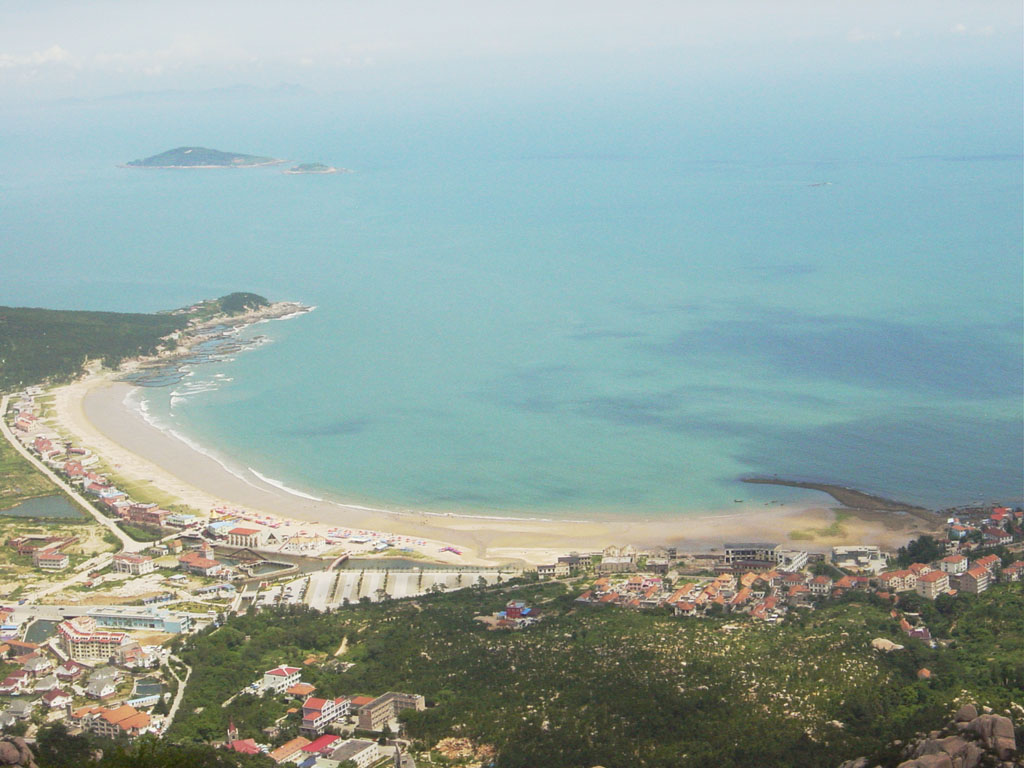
227;527;265;549
263;665;302;694
938;554;968;575
112;553;156;576
831;545;888;574
330;739;380;768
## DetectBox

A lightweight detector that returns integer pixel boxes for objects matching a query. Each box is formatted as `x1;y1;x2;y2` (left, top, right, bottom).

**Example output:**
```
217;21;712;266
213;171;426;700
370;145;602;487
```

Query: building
939;554;968;575
112;553;156;576
227;527;265;549
301;696;350;736
178;550;224;577
32;550;70;570
915;570;950;600
723;542;778;565
596;556;635;574
300;734;342;757
41;688;72;709
356;692;426;732
58;616;128;661
86;704;151;739
831;545;888;574
87;606;193;634
809;575;833;595
268;736;311;764
263;665;302;694
330;739;381;768
959;565;990;595
127;503;171;527
879;569;918;593
974;554;1001;574
280;534;326;554
537;562;571;578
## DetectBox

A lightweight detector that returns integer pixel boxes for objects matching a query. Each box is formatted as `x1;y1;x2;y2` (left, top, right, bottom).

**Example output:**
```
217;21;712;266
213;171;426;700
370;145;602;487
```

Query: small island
124;146;283;169
283;162;350;175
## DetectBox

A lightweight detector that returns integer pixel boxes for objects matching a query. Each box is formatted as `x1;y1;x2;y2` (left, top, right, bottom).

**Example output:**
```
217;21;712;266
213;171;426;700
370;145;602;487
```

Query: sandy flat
45;374;934;566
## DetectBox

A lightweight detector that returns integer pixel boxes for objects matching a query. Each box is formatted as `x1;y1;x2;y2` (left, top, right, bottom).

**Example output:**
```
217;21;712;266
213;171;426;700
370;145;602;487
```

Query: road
162;653;192;734
0;393;143;552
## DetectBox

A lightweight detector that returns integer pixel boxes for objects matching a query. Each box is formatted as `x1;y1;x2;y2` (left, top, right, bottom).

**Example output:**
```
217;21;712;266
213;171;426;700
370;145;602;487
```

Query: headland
124;146;283;169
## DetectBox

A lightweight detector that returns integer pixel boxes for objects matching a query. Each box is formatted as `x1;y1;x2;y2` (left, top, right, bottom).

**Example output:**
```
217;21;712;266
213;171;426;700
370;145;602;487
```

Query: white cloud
0;44;72;69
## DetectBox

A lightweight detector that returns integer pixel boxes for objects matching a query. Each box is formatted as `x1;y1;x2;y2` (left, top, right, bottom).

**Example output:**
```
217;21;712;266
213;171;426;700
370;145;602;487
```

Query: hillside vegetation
0;293;269;390
165;580;1024;768
125;147;278;168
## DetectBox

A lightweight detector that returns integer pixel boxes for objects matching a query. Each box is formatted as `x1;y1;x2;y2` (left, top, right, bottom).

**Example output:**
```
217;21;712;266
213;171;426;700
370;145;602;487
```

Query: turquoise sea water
1;76;1021;518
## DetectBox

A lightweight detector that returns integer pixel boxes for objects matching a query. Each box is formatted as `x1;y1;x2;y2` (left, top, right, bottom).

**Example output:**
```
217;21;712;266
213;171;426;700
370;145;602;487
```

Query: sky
1;1;1021;101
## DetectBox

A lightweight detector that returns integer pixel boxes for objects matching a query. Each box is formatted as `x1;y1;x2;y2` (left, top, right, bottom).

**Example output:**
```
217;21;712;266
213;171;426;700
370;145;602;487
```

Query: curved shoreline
35;368;940;566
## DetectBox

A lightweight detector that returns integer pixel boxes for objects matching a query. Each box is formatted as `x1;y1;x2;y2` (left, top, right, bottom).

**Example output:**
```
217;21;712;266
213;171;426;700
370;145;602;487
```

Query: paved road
0;394;143;552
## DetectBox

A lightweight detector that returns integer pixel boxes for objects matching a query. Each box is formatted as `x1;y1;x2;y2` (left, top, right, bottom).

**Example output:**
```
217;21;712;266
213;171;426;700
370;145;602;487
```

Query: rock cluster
838;704;1020;768
0;738;37;768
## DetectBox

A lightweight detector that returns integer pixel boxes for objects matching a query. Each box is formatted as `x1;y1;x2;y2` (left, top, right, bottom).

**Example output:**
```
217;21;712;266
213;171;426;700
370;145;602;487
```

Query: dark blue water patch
1;495;84;519
734;411;1024;509
651;310;1023;398
569;328;647;341
290;418;375;437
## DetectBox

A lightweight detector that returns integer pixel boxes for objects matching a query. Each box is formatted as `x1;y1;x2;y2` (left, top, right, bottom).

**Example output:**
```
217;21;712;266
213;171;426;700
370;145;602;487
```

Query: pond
1;495;84;520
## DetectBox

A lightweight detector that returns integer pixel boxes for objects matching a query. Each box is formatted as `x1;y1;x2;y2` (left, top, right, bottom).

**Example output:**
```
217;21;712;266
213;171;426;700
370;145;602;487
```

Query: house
41;688;73;709
127;503;171;527
227;527;265;549
268;736;311;764
1002;560;1024;582
22;654;53;676
880;569;918;593
355;692;425;732
0;671;33;696
227;739;262;756
85;677;118;700
263;665;303;694
300;696;350;736
33;674;59;693
981;527;1012;546
597;556;635;574
809;575;833;595
939;554;968;575
959;565;990;595
537;562;570;578
287;682;317;699
915;570;949;600
505;601;531;619
113;553;156;575
56;659;87;682
330;739;381;768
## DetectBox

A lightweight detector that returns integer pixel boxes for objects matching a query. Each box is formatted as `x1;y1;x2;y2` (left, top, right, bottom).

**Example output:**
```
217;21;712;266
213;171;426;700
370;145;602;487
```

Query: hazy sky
1;1;1020;100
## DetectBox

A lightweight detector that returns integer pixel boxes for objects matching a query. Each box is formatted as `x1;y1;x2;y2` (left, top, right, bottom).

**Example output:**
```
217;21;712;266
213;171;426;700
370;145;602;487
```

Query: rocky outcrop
837;704;1020;768
0;738;37;768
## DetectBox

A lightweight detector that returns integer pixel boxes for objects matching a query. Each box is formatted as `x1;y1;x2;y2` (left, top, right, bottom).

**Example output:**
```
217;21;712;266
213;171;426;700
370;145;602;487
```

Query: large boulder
871;637;905;652
897;755;952;768
954;704;978;723
966;714;1017;760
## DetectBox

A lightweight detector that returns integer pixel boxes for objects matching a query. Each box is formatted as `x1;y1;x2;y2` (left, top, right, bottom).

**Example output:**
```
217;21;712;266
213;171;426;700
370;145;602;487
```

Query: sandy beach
41;372;938;567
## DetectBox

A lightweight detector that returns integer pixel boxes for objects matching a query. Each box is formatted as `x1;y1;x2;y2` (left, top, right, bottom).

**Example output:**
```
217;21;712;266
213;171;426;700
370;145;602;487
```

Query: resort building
915;570;950;600
112;553;156;576
879;570;918;593
57;617;128;661
262;665;302;694
127;503;171;527
355;691;426;732
227;527;265;549
537;562;571;578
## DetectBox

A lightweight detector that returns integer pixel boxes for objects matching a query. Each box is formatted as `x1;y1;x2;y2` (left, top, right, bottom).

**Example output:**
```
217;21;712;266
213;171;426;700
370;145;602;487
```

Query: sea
2;72;1022;520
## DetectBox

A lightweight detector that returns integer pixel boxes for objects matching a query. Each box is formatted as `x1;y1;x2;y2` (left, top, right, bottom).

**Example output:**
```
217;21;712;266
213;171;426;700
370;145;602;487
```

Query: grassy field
0;429;58;511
